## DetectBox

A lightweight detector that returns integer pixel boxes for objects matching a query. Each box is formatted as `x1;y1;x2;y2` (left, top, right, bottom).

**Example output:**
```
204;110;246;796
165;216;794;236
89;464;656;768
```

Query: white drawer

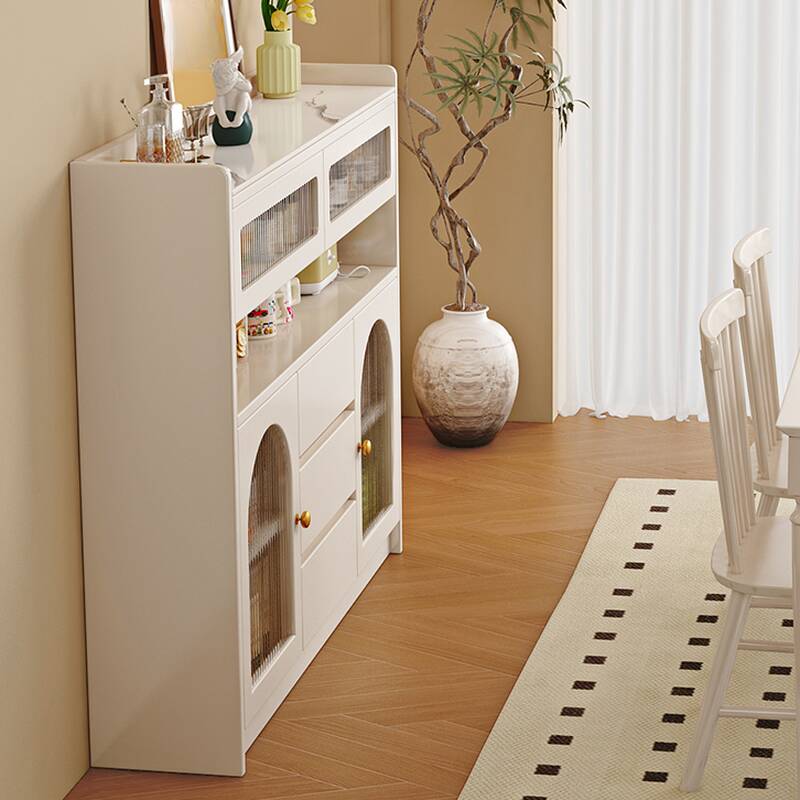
298;324;355;453
301;501;358;647
299;410;357;553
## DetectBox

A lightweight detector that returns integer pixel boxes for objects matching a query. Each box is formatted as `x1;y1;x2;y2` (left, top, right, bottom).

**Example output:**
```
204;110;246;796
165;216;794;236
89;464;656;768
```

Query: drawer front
298;324;355;453
299;410;357;553
301;501;358;647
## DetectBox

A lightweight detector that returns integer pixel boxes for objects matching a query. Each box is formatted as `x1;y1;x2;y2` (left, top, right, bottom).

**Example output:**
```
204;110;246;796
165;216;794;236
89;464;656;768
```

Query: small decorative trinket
183;102;214;162
247;284;300;339
236;319;248;358
211;47;253;147
276;279;301;324
247;296;280;338
276;294;295;325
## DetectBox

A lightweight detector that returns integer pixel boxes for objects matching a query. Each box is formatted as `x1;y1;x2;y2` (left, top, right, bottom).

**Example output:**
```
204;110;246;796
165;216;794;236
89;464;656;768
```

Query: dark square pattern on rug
456;481;795;800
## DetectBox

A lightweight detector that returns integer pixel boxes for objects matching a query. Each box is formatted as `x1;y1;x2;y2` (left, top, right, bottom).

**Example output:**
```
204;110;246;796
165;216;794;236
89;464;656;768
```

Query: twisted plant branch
400;0;576;310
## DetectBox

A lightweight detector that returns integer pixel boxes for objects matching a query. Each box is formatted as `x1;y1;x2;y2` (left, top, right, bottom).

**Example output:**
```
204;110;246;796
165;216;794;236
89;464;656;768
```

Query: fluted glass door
248;424;294;684
360;321;393;536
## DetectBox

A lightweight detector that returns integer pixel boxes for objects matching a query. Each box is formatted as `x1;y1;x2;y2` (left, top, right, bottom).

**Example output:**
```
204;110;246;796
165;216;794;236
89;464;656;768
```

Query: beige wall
236;0;391;76
0;5;553;798
299;1;556;421
0;6;149;800
292;0;391;63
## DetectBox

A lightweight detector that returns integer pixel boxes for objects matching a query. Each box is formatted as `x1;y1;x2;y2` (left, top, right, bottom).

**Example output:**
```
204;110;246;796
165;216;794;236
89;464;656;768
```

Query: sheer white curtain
557;0;800;420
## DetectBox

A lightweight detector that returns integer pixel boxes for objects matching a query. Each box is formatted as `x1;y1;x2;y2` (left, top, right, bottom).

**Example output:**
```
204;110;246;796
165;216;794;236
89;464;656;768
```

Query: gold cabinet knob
357;439;373;457
295;511;311;529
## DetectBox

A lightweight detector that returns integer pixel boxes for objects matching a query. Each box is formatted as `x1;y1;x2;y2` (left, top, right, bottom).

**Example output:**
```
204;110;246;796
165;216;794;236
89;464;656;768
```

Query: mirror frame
149;0;239;100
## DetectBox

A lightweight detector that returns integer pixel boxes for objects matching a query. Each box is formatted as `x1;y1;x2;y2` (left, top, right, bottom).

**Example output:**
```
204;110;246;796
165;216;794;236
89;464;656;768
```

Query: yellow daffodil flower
271;9;290;30
295;3;317;24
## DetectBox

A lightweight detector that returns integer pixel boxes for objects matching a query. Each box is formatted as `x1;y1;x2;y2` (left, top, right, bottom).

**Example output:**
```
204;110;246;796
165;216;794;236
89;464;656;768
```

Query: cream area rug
459;479;796;799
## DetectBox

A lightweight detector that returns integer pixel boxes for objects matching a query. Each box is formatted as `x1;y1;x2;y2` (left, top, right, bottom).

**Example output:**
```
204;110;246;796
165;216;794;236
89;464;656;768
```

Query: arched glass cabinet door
355;280;402;572
248;425;293;683
360;320;393;535
237;377;301;725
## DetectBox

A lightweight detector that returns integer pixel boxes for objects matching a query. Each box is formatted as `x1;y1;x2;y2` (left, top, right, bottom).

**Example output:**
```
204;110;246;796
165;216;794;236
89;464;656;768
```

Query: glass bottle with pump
136;75;185;163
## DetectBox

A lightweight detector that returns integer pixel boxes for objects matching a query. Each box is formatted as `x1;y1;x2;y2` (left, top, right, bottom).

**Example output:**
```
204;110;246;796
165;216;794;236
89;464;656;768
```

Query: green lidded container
298;244;339;295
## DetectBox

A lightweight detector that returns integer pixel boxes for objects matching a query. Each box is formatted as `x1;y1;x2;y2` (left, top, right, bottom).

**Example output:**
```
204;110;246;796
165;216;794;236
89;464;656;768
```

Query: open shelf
236;265;398;423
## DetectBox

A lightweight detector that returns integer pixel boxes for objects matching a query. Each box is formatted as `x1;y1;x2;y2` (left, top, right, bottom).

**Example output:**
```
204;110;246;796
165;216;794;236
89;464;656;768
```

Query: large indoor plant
404;0;581;447
257;0;317;98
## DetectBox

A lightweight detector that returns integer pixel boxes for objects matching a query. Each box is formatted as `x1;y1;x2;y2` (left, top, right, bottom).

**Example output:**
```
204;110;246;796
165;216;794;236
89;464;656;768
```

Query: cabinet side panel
71;163;244;775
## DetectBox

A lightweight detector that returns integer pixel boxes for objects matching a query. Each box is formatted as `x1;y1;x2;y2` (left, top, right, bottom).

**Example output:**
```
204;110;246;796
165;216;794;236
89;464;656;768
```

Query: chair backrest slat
703;358;740;570
721;324;749;538
733;228;779;478
728;319;756;533
754;255;781;440
700;288;755;573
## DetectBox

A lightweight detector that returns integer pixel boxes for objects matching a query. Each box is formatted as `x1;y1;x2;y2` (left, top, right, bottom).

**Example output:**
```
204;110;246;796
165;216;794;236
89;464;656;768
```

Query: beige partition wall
0;6;149;800
297;1;556;422
393;1;556;423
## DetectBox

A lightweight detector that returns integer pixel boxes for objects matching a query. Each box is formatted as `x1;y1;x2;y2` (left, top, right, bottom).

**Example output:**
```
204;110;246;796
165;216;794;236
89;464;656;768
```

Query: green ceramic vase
257;29;301;99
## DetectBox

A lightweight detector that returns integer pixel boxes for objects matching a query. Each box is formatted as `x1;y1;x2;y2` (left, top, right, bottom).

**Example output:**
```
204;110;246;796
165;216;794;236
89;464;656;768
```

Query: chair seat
711;515;793;598
750;435;790;497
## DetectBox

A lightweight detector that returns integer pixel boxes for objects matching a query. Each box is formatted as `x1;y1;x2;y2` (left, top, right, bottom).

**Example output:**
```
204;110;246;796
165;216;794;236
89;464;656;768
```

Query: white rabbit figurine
211;47;254;145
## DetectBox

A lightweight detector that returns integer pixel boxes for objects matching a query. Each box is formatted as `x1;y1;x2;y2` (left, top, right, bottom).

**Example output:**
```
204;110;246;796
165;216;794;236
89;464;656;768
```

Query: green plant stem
261;0;293;30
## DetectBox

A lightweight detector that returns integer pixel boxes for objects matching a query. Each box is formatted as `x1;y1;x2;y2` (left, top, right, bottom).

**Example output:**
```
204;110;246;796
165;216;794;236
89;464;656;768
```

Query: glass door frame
354;279;403;573
236;375;302;725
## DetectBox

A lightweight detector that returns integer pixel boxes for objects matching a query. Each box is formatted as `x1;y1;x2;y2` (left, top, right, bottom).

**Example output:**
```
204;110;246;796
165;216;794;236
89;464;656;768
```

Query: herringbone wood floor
66;414;716;800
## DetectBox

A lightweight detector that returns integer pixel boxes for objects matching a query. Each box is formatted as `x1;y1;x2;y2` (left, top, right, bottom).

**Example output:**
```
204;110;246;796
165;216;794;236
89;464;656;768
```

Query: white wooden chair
733;228;788;516
681;288;795;792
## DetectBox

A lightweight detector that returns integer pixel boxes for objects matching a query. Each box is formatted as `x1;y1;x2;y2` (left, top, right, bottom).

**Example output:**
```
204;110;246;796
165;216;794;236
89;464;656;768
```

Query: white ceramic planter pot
412;306;519;447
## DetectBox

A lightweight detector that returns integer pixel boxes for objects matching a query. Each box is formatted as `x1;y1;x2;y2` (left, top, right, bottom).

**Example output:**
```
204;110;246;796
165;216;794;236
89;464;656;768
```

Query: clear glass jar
136;75;185;163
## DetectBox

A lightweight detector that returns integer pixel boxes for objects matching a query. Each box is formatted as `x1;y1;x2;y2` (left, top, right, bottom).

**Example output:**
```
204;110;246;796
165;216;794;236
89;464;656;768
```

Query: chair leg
681;591;751;792
756;492;780;517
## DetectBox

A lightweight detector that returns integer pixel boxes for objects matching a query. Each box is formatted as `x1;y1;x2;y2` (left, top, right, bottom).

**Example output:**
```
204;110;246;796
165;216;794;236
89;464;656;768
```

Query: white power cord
337;265;371;279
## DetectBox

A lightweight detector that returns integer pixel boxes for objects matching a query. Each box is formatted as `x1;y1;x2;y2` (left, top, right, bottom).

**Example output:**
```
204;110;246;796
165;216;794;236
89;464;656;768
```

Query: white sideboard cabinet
70;64;402;777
